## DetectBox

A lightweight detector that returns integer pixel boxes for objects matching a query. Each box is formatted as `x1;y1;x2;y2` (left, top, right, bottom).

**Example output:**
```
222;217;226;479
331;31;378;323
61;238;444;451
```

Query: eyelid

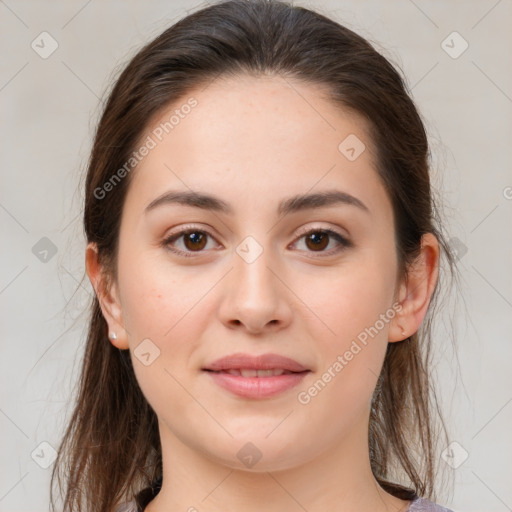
289;225;353;254
162;224;221;257
292;224;349;242
164;223;217;239
162;223;352;257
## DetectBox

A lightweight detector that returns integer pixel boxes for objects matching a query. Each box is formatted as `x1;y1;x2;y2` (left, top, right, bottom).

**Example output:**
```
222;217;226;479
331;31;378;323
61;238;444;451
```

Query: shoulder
408;497;455;512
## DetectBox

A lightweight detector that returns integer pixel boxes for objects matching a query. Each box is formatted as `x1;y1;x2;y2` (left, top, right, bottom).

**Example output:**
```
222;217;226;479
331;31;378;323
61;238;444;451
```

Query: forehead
123;74;390;221
145;74;371;162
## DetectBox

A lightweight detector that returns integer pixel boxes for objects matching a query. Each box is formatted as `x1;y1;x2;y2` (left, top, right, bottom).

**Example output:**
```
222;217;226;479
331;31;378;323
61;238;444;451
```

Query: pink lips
202;353;310;399
203;352;309;372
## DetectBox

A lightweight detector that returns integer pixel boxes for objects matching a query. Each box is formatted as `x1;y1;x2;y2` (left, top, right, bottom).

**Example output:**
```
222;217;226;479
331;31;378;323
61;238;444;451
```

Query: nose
217;243;293;335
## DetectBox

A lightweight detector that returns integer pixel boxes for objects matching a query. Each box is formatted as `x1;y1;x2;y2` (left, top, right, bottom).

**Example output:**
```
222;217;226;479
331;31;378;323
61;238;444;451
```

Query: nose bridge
218;233;292;331
232;234;278;300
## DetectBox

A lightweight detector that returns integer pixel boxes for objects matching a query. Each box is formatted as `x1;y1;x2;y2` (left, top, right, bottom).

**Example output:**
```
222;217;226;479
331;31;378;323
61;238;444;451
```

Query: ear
388;233;440;342
85;242;129;350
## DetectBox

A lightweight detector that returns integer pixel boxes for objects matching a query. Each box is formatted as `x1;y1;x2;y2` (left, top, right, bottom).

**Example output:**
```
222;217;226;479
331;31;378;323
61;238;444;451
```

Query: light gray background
1;1;511;511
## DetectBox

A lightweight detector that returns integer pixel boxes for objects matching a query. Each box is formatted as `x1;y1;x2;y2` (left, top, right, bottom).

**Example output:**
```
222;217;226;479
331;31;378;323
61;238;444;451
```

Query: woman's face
105;75;404;470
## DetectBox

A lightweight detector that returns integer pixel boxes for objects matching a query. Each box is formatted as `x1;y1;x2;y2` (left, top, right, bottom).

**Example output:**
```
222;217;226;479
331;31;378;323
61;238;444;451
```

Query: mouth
201;352;311;399
202;367;311;399
202;352;310;373
203;368;307;377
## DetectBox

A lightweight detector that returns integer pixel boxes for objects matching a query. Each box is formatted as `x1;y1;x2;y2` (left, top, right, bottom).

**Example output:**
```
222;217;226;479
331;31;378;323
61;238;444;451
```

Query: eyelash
161;224;352;259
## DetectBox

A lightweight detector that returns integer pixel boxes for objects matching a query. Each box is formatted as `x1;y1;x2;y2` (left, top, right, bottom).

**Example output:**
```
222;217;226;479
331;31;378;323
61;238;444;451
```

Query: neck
144;413;411;512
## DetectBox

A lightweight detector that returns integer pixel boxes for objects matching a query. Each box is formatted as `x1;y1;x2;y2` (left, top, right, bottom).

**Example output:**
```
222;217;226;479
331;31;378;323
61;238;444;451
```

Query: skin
86;74;439;512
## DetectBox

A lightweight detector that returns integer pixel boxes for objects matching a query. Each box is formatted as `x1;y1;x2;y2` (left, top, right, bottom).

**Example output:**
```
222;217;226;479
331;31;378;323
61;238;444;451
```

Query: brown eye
182;231;207;251
304;231;330;251
163;228;218;257
293;228;352;256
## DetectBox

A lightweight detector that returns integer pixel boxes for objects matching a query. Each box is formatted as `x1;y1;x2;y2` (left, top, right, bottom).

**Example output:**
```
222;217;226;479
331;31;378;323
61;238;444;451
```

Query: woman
50;1;458;511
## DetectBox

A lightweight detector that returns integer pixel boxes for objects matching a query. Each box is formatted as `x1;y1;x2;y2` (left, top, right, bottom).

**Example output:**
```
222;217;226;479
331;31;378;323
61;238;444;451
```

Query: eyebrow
144;189;369;216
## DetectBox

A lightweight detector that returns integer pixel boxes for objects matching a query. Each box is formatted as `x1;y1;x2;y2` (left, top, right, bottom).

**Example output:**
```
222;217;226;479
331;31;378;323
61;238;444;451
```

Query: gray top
408;497;455;511
115;496;455;512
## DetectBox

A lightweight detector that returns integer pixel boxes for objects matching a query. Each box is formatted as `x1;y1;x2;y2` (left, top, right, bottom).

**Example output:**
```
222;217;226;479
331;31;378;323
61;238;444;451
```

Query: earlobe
388;279;409;343
388;233;440;343
85;242;130;350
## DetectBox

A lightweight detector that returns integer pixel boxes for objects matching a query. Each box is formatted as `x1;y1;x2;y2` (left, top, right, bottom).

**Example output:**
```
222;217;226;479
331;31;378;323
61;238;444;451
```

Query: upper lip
203;353;310;372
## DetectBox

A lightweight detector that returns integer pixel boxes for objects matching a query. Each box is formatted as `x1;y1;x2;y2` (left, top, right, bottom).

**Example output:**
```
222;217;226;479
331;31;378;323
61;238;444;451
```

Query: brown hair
51;1;458;510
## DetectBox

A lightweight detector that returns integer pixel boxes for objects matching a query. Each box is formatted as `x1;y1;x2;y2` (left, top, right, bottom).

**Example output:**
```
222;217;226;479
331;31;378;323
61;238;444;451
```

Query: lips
221;368;293;377
202;352;309;373
202;353;311;398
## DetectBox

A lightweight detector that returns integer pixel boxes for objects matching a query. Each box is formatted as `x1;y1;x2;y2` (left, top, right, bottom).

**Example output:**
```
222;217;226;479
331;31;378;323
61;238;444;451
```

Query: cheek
117;248;197;338
117;251;220;379
304;253;397;343
117;257;211;411
304;248;397;401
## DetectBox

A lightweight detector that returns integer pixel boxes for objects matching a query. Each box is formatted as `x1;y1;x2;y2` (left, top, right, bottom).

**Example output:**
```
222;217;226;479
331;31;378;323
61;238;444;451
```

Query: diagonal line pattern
0;265;28;295
60;211;82;233
201;469;234;502
407;0;439;28
471;0;502;29
0;409;29;439
470;204;499;233
265;409;294;438
265;472;309;511
61;60;100;99
0;62;29;92
282;76;337;131
471;61;512;103
471;471;511;509
471;265;512;309
0;0;29;28
26;329;68;376
471;397;512;439
0;203;29;233
61;0;93;29
199;70;225;94
62;265;94;298
0;472;29;502
411;62;439;91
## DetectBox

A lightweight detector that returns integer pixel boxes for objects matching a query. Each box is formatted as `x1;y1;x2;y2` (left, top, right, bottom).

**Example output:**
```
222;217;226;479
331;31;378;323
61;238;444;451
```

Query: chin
200;433;312;473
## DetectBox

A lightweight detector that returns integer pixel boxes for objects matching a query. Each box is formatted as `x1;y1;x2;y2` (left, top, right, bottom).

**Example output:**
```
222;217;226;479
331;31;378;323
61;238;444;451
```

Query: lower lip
204;370;309;399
